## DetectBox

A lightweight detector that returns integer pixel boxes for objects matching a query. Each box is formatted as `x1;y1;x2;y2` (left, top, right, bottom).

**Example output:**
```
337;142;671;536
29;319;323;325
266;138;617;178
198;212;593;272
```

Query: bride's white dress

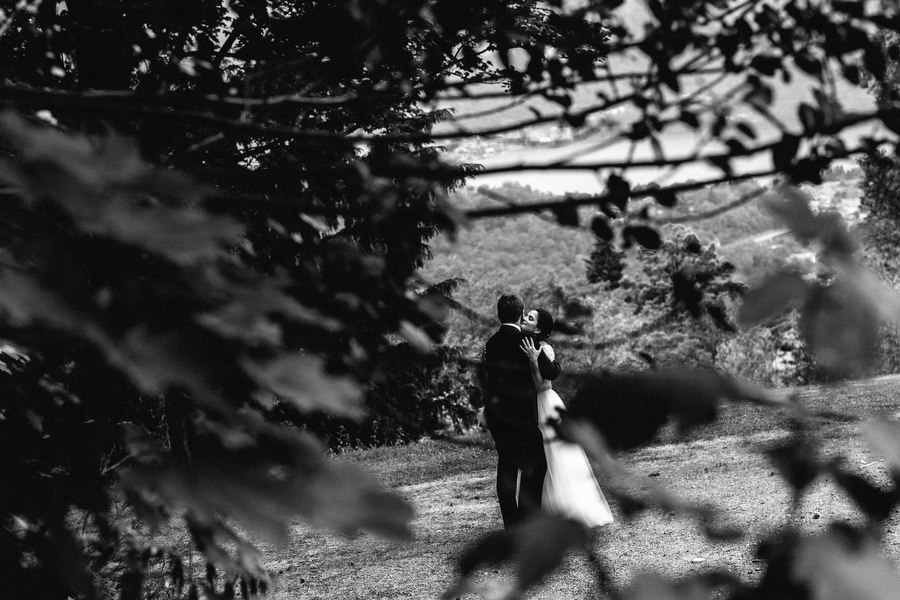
537;343;613;527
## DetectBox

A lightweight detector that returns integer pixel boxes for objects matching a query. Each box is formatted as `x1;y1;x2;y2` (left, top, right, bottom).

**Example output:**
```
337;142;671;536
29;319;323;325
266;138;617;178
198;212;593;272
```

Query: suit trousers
494;439;547;529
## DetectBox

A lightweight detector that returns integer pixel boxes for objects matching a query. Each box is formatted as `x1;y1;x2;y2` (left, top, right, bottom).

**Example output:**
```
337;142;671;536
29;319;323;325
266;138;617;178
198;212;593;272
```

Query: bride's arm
537;343;561;381
519;337;544;388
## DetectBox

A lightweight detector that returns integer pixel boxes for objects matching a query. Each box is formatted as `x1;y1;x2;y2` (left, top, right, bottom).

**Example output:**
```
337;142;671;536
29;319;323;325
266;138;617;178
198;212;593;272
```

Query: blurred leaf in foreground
0;112;240;266
799;280;880;378
443;515;588;600
561;418;742;538
567;370;773;452
120;420;414;548
792;526;900;600
739;270;809;326
242;354;364;419
624;571;740;600
765;436;821;503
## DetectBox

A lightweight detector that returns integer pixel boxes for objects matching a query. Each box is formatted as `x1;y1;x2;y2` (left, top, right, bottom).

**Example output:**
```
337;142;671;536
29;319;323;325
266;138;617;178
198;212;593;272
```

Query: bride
520;308;613;528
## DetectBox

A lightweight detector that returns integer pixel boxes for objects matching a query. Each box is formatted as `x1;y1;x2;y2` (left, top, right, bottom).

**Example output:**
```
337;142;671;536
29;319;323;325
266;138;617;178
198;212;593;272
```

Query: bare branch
0;83;637;143
0;84;359;111
432;67;726;103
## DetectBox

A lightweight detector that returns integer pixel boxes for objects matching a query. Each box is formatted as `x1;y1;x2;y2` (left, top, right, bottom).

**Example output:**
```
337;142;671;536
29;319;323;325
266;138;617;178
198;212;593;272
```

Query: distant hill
421;170;863;347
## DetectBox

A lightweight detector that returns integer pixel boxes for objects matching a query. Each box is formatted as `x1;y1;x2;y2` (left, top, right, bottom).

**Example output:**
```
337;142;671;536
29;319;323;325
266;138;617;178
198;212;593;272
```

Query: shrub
294;344;480;450
715;315;819;387
869;323;900;375
635;328;717;370
857;151;900;376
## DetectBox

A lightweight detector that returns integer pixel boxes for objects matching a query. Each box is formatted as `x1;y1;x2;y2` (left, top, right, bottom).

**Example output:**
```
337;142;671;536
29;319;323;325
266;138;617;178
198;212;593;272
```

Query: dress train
537;385;613;527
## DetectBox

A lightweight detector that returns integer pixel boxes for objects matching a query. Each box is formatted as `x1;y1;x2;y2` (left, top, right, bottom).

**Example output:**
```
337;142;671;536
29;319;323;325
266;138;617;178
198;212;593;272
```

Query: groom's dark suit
481;323;561;529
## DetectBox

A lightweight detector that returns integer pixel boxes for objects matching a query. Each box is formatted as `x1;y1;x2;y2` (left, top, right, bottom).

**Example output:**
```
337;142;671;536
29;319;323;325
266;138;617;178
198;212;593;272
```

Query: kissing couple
480;293;613;529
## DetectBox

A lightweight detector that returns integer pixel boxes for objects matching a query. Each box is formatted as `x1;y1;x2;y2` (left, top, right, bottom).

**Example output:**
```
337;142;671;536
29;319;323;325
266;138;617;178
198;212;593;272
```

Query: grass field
236;374;900;600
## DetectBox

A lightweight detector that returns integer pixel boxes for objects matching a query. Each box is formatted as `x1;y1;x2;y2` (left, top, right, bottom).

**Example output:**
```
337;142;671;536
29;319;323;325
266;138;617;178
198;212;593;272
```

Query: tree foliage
2;0;900;599
584;225;745;368
295;343;481;449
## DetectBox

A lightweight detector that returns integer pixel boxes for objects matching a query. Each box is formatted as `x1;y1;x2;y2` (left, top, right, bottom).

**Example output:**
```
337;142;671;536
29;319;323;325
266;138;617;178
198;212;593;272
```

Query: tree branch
0;83;637;143
213;17;249;69
394;126;890;181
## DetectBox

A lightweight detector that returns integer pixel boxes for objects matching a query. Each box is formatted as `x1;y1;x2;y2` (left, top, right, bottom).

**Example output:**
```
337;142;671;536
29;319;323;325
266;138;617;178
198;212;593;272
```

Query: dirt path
263;376;900;600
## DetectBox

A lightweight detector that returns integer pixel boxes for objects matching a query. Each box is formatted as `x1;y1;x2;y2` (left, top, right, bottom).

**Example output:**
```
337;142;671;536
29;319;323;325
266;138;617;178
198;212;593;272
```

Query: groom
480;293;561;529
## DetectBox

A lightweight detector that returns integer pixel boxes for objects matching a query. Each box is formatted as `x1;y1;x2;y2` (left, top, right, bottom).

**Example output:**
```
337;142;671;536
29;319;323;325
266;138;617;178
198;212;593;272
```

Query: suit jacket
480;325;561;444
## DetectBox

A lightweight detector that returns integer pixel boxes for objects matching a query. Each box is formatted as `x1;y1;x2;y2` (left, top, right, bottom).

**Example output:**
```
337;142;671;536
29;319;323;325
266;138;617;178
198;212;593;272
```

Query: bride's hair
535;308;554;340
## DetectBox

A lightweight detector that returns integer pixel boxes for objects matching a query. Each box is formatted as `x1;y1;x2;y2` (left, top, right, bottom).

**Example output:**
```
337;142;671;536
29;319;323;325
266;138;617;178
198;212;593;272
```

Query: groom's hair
497;294;524;323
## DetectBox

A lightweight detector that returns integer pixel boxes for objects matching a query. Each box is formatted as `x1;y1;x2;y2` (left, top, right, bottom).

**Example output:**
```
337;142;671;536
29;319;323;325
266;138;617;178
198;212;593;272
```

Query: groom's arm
537;352;561;381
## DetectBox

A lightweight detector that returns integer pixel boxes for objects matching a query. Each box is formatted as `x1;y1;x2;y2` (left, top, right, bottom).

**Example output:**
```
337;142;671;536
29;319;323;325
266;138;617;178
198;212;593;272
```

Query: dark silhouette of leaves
590;215;614;241
736;121;758;140
567;370;768;452
831;469;899;522
624;225;661;250
798;103;820;133
446;515;587;598
865;44;887;80
772;134;801;171
750;54;781;76
766;438;820;499
654;188;678;208
794;51;822;77
733;533;811;600
833;1;865;17
607;173;631;211
889;44;900;62
679;110;700;129
551;201;580;227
